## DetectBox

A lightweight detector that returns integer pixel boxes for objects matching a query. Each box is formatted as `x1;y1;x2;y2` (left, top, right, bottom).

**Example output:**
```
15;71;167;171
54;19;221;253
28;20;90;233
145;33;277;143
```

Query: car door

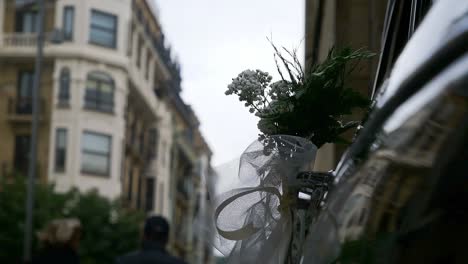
301;0;468;263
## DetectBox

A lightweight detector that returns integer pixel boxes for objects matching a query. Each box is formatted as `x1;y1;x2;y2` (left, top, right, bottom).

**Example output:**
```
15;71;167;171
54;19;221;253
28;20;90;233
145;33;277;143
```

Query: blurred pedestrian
31;218;81;264
116;215;187;264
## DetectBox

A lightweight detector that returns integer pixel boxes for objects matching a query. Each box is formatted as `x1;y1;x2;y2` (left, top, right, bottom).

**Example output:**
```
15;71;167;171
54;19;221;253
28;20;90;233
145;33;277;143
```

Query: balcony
7;97;45;123
0;32;58;58
0;32;55;47
3;33;37;47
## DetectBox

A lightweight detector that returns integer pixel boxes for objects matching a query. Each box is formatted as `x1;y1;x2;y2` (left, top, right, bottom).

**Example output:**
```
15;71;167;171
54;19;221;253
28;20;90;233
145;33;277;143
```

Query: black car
302;0;468;263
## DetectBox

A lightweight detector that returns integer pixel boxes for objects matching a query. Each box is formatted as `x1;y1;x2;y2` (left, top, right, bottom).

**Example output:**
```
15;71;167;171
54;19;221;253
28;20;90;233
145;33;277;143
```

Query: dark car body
302;0;468;263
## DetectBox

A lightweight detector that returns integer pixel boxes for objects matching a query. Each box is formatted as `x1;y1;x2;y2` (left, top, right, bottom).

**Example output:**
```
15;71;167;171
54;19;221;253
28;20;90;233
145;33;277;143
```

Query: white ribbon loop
211;135;317;263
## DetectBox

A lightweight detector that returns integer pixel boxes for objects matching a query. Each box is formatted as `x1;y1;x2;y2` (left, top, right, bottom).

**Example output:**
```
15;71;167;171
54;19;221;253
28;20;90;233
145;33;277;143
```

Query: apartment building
304;0;387;171
0;0;135;197
0;0;214;262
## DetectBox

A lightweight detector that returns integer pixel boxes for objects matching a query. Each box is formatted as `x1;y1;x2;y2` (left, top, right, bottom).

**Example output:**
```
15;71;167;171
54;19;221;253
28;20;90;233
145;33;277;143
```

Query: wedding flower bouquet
212;44;374;264
226;43;374;147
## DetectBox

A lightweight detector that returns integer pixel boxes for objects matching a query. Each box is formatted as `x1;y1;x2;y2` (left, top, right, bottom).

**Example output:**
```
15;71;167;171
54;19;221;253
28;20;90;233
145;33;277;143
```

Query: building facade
0;0;214;262
305;0;387;171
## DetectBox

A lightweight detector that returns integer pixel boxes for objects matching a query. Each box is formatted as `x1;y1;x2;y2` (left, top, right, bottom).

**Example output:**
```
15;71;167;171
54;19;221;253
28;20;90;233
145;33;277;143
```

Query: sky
156;0;305;166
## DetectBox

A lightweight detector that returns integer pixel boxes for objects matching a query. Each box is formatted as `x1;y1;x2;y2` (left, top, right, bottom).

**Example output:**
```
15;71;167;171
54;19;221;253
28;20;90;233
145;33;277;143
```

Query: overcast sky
156;0;305;166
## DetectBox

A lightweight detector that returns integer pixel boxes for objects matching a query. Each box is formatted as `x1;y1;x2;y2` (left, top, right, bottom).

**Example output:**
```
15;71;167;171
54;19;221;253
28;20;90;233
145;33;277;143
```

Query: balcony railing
9;97;33;114
7;97;45;121
132;7;181;85
1;32;54;48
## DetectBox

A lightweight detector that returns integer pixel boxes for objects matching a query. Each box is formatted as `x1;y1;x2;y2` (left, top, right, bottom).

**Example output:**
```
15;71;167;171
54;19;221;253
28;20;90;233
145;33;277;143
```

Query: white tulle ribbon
214;186;282;241
211;135;317;263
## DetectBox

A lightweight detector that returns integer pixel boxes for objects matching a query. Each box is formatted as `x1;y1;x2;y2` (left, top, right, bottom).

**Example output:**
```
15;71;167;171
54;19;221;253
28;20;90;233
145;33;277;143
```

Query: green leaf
0;176;144;264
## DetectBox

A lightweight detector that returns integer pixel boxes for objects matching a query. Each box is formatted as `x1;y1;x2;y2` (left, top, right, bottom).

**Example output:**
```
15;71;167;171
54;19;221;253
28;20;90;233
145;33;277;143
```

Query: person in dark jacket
116;215;187;264
31;218;81;264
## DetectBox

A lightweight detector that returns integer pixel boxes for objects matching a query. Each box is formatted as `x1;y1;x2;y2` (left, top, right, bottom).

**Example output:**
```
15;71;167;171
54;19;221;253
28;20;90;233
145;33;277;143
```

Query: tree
0;176;144;263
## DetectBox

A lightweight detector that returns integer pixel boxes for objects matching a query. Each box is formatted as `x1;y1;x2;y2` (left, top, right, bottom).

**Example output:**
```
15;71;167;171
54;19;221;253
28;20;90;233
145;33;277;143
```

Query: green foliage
0;177;145;263
227;43;374;148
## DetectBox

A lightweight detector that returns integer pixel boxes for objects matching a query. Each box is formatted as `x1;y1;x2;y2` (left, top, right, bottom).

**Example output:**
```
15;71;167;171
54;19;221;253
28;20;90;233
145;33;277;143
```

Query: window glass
148;128;158;158
15;1;39;32
59;68;70;103
139;128;145;154
86;79;98;89
90;30;115;47
101;83;113;92
89;10;117;48
17;71;34;114
136;175;142;209
57;130;66;148
82;132;110;153
145;49;152;80
161;141;166;165
81;132;111;175
19;71;33;98
81;154;109;175
16;11;37;33
55;129;67;172
14;135;31;175
92;12;115;28
84;71;114;112
136;35;143;68
15;0;36;6
63;6;74;40
127;165;133;202
23;13;36;32
131;120;137;144
145;178;155;212
158;183;164;212
372;0;434;99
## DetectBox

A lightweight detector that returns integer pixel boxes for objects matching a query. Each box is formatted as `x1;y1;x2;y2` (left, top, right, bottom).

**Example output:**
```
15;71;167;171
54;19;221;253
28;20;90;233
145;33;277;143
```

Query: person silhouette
116;215;187;264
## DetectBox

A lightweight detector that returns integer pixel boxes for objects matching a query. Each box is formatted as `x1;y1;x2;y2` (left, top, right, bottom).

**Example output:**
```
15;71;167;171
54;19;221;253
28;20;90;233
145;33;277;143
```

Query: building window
81;131;111;176
55;128;67;172
14;135;31;176
148;128;158;159
127;164;133;202
130;119;137;145
145;178;155;212
161;142;166;165
158;183;164;212
136;35;143;68
63;6;74;41
127;22;135;56
15;7;38;33
139;128;145;155
84;71;114;112
136;175;142;209
145;48;152;80
58;68;70;105
185;128;194;144
89;10;117;48
17;71;34;114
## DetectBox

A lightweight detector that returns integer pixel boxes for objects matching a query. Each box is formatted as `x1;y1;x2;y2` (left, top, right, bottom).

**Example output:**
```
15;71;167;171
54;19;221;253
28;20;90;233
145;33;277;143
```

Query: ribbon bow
212;136;317;263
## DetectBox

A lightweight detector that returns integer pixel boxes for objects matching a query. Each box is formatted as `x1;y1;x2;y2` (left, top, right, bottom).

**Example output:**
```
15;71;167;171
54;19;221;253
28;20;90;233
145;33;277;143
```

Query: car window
372;0;434;100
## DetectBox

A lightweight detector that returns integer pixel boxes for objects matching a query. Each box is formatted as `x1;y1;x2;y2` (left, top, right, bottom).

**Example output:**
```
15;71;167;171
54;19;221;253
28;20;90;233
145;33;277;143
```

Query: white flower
269;80;291;100
226;69;272;106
